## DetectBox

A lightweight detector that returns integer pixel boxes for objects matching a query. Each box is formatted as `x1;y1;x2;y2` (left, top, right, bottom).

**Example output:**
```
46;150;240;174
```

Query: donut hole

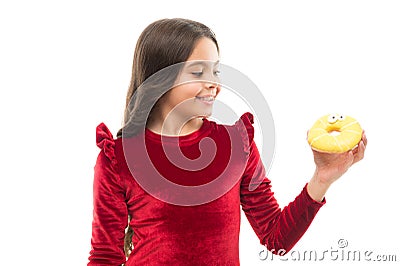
328;130;341;137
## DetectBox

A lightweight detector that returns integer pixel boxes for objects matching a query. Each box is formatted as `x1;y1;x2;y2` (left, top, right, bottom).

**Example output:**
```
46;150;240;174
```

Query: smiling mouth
195;96;215;102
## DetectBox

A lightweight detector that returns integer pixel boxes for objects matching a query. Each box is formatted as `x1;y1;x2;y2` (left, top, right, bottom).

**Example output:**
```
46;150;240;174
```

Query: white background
1;0;399;265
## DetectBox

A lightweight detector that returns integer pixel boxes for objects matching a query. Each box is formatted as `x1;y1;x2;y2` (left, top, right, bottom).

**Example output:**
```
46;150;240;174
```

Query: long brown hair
119;18;219;258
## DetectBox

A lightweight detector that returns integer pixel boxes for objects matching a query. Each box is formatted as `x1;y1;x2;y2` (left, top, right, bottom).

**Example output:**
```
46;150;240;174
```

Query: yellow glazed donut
307;114;363;153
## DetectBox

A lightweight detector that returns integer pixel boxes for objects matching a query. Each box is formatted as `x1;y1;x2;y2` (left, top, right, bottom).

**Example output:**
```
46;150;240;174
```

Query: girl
88;18;367;265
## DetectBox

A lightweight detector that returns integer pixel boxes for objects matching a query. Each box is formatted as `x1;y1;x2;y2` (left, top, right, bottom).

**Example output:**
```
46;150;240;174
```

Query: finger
353;139;366;164
353;131;367;152
362;131;368;147
359;141;366;161
347;150;356;167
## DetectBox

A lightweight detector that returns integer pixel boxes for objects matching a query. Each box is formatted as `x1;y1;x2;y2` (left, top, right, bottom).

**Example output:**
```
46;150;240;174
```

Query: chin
199;108;213;117
199;114;210;118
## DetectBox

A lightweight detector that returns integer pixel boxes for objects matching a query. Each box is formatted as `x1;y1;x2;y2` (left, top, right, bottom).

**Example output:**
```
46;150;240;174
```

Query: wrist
311;167;335;188
307;169;332;202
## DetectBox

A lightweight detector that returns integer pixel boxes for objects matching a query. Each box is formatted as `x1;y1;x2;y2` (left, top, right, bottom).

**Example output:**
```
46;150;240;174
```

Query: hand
312;131;367;185
307;131;367;201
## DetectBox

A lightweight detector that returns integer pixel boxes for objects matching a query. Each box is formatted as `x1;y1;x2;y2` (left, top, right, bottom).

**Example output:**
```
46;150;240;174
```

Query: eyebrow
186;60;220;68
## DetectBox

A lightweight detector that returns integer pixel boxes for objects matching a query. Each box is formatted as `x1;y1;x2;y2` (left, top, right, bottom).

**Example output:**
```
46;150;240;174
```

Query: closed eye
191;72;203;77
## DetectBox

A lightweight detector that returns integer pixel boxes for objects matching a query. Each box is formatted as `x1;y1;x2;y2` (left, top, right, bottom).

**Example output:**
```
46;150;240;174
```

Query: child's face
160;37;221;120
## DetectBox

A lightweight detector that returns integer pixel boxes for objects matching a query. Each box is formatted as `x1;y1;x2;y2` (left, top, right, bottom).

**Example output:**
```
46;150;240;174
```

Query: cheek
170;84;200;103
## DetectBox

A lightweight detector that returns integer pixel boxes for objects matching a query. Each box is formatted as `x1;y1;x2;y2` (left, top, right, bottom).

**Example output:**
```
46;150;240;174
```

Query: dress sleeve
236;112;326;254
88;123;128;265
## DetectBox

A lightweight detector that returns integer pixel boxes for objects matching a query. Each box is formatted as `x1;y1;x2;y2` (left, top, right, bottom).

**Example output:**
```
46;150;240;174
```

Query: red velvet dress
88;112;325;266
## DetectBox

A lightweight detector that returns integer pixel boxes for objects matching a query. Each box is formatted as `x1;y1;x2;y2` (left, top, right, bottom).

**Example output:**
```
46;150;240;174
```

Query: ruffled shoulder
233;112;255;154
96;122;117;166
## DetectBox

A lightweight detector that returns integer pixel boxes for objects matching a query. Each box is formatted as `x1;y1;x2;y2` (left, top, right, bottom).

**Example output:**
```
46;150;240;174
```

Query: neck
146;111;204;136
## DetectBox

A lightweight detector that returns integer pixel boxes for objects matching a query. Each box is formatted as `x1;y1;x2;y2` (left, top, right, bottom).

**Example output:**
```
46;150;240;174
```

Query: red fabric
88;112;325;266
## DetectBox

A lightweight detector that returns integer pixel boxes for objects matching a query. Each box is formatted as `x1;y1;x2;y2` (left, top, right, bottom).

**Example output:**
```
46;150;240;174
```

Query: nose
200;68;220;96
204;82;219;96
